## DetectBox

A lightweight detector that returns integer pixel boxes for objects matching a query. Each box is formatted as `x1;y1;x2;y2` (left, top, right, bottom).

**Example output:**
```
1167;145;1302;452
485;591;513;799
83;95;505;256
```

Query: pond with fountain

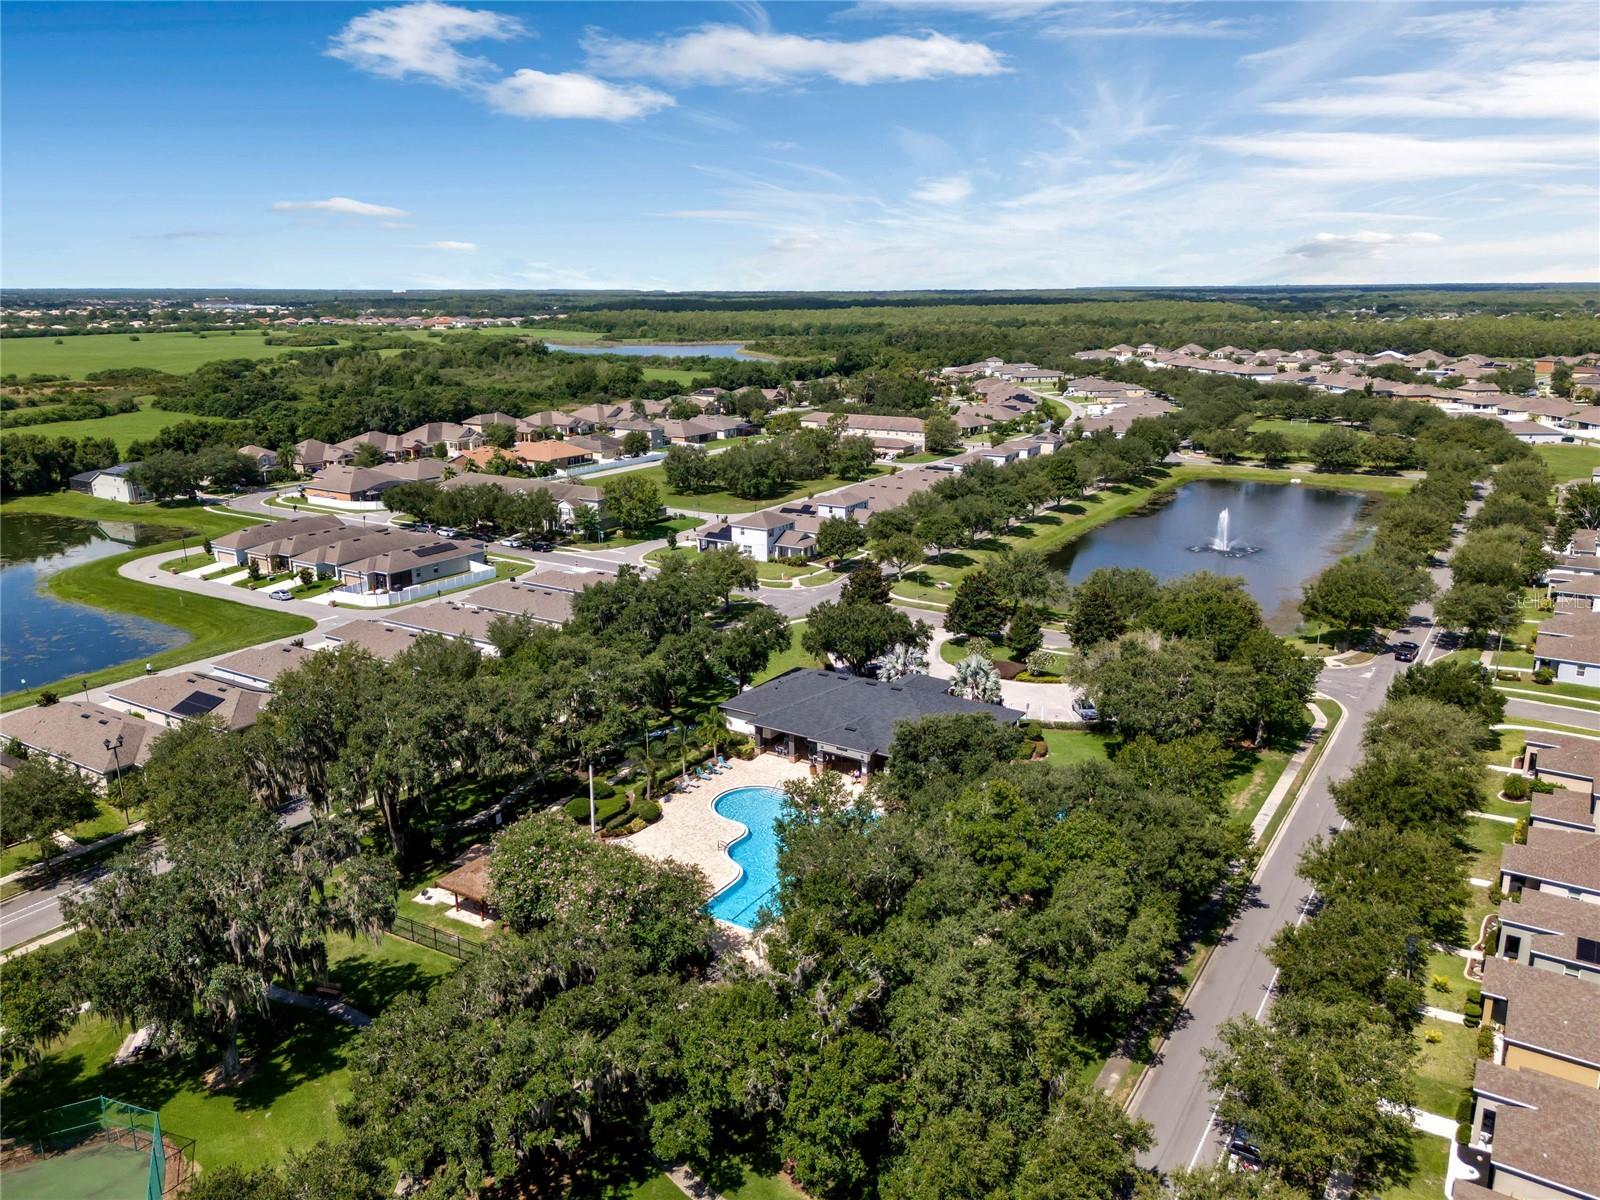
1049;478;1376;632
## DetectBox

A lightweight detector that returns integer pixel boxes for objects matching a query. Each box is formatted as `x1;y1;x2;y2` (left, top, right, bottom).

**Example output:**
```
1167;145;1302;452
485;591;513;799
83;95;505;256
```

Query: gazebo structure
435;845;494;921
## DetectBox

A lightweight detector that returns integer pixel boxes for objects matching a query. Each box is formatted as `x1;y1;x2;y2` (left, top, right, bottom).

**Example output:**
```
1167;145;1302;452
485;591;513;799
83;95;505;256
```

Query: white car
268;588;294;601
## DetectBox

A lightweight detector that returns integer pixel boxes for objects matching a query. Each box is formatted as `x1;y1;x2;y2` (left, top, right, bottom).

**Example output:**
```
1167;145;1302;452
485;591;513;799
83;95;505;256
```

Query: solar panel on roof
171;692;225;718
413;543;457;558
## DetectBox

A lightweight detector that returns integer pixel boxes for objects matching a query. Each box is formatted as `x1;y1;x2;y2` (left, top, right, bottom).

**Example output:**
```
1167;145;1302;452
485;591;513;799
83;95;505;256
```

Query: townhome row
208;515;490;600
1452;728;1599;1200
0;562;610;783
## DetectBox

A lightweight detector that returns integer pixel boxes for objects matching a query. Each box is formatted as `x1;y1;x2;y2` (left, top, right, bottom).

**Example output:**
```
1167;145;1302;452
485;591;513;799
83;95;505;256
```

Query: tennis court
3;1140;152;1200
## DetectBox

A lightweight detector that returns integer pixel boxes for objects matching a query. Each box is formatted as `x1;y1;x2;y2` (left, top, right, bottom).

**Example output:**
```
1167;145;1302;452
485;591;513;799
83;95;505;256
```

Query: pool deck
623;752;813;897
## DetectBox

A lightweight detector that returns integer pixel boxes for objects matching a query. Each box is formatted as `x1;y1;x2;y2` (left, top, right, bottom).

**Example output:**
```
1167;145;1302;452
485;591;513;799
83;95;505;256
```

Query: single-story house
334;431;410;462
437;472;606;528
521;410;592;435
1534;623;1600;684
208;643;318;690
68;463;150;505
721;668;1023;777
398;422;482;458
304;459;445;504
0;702;154;782
569;403;628;428
104;674;267;731
463;412;524;437
210;513;346;567
798;411;926;449
289;530;487;595
462;577;584;625
313;619;433;660
1546;573;1600;612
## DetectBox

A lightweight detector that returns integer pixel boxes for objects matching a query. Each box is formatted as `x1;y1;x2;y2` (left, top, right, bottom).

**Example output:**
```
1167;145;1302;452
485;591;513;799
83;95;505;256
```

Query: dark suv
1393;641;1420;662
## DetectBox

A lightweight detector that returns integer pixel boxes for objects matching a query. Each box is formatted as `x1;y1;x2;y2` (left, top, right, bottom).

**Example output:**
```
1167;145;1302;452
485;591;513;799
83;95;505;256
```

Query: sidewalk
1250;701;1330;841
0;822;145;888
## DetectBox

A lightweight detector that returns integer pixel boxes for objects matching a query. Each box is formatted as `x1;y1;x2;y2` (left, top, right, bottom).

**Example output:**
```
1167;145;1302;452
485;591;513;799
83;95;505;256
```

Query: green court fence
390;914;481;961
26;1096;195;1198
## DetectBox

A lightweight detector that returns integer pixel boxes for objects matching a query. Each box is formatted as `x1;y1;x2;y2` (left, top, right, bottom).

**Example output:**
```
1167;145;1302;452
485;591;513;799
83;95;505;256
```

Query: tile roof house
313;619;434;660
0;702;155;780
798;411;926;448
437;472;605;527
291;438;352;472
210;513;346;566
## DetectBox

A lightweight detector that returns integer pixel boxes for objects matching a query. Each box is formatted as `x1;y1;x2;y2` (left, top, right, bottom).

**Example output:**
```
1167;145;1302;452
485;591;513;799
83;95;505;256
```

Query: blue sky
3;1;1595;289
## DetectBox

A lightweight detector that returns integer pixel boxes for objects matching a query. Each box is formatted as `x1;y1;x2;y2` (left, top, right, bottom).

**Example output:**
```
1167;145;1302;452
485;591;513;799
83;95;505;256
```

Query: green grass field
1533;441;1600;483
613;464;891;515
9;399;224;454
1;331;296;379
641;366;704;386
753;622;813;684
2;935;454;1173
1381;1132;1449;1200
1040;728;1115;764
0;493;312;709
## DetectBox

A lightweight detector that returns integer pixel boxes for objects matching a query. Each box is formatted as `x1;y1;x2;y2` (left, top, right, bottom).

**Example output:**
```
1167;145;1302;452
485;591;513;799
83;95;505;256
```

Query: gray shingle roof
722;669;1021;758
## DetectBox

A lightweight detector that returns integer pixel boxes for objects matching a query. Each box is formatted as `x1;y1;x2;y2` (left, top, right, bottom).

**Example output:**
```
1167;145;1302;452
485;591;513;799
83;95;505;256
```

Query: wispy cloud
584;24;1005;86
662;209;766;222
273;196;409;217
426;239;477;251
912;175;973;205
1208;132;1598;183
485;70;673;120
1269;59;1598;122
1046;12;1249;39
328;0;523;85
1284;230;1442;261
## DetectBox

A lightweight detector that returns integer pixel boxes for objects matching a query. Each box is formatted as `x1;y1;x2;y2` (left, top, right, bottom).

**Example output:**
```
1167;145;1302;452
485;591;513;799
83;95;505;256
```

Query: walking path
1250;701;1331;841
0;822;145;888
266;983;371;1027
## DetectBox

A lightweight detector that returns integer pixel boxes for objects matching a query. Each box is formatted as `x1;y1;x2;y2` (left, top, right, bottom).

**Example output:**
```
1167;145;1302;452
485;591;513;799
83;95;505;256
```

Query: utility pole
104;735;130;824
588;763;596;834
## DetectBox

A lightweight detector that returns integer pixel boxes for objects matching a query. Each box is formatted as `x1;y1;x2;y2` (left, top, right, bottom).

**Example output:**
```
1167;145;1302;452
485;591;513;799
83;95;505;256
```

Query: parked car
502;537;525;549
1071;696;1099;722
437;527;460;538
1393;640;1420;662
1227;1128;1262;1173
268;588;294;601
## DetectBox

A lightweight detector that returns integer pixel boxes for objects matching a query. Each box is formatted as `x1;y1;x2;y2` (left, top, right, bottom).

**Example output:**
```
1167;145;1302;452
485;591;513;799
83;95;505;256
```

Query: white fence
332;563;497;608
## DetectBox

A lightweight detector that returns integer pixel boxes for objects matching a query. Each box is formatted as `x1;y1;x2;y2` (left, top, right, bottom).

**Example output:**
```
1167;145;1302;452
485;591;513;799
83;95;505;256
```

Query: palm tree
695;707;728;764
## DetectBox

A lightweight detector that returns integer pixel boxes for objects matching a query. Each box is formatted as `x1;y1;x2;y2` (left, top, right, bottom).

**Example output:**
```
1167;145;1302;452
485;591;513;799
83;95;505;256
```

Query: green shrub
1430;974;1452;994
591;779;616;801
562;791;627;825
1532;667;1555;685
1455;1121;1471;1146
1529;778;1556;793
635;799;662;824
1477;1024;1496;1059
1454;1095;1475;1124
1424;1028;1444;1044
1513;816;1528;845
1501;773;1528;800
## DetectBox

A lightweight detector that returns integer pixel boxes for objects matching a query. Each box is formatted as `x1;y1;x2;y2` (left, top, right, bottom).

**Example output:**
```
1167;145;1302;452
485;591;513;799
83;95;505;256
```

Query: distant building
68;463;149;505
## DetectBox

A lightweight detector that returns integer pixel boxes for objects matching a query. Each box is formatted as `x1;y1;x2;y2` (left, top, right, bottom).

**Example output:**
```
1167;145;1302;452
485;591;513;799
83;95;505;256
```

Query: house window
1577;937;1600;966
1579;666;1587;677
1502;934;1522;960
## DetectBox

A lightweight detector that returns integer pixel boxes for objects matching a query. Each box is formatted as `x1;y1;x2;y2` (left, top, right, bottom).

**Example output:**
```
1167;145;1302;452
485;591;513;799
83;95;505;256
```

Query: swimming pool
705;785;787;929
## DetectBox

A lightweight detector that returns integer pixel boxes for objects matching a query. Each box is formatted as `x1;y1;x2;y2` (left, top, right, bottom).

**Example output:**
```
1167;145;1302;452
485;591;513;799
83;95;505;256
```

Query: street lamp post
104;734;130;824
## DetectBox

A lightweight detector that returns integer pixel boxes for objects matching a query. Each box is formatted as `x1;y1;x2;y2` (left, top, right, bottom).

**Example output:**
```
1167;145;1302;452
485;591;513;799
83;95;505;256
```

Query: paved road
1131;493;1480;1173
1501;696;1600;731
0;799;313;952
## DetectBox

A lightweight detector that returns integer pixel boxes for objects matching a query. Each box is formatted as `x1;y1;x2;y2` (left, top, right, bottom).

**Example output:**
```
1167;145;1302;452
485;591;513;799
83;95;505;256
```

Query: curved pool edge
705;786;752;903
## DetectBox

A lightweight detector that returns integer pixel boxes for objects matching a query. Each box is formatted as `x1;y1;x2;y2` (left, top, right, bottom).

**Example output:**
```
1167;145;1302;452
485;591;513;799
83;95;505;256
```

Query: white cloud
912;175;973;205
273;196;409;217
427;240;477;251
584;25;1005;86
1046;13;1248;39
484;70;673;121
1208;132;1598;183
1284;230;1442;261
1269;59;1599;122
328;0;523;85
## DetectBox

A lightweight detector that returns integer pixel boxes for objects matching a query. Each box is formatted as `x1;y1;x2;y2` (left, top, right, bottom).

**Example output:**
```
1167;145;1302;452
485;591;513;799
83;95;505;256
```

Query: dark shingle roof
722;669;1021;758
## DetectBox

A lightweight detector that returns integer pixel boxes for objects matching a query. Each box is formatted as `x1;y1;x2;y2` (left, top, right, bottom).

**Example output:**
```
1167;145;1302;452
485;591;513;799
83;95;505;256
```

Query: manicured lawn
753;622;814;684
1425;948;1476;1013
2;935;454;1173
0;495;311;710
1413;1018;1478;1117
609;463;891;514
0;800;139;878
1464;816;1516;881
621;1166;805;1200
1498;678;1600;705
158;551;218;574
1381;1132;1450;1200
641;366;703;386
0;330;295;378
1533;441;1600;483
1040;728;1114;764
5;399;226;455
564;515;703;551
1493;715;1600;739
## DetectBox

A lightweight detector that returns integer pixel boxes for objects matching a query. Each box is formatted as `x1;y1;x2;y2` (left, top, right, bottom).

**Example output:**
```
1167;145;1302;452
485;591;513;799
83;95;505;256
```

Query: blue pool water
705;785;787;929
